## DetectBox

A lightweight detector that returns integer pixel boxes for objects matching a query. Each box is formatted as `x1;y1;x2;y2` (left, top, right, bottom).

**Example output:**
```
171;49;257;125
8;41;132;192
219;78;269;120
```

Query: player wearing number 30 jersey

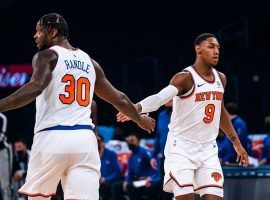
0;13;155;200
34;45;96;133
117;33;249;200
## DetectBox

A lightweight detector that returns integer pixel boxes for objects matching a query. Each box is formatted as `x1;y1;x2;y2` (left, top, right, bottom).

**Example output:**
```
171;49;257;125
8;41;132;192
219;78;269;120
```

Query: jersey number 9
203;104;215;124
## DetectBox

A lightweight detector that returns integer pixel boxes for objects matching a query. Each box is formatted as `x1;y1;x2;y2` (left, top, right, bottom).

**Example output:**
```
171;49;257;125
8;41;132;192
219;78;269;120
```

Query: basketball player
117;33;249;200
0;13;155;200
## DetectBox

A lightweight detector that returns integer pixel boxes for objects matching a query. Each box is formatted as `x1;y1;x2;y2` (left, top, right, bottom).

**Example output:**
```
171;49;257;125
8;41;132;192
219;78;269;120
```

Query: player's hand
233;142;249;167
150;158;158;169
137;115;155;133
117;112;149;123
117;104;142;122
116;112;131;122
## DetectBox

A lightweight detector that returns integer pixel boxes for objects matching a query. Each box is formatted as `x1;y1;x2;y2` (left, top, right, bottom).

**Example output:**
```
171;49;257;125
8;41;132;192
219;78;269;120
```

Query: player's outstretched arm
116;84;178;122
0;50;57;112
117;71;192;122
92;59;155;133
218;72;249;167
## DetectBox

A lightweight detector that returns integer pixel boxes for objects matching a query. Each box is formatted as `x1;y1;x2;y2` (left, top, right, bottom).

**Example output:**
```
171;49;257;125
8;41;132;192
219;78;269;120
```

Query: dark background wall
0;0;270;145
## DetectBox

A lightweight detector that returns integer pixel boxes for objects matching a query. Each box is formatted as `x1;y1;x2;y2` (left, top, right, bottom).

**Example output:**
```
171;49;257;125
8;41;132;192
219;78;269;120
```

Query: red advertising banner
0;64;32;88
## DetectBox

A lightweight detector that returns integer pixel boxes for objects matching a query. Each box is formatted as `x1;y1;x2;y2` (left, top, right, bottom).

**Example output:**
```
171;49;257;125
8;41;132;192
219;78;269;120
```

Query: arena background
1;0;270;143
0;1;270;199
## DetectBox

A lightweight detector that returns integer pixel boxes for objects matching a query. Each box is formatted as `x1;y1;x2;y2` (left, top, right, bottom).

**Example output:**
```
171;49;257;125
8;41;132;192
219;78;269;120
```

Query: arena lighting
0;64;32;88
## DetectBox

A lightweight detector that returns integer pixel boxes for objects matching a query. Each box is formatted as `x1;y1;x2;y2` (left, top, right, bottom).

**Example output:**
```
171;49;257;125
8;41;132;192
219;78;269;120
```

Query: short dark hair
194;33;216;45
38;13;69;38
225;102;239;115
128;132;141;140
14;138;27;145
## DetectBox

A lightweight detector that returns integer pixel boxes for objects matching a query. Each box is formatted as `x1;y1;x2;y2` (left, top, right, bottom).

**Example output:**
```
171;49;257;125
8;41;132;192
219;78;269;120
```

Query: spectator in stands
97;135;122;200
112;126;126;141
217;130;235;165
118;132;161;200
259;116;270;165
0;112;12;200
258;116;270;165
264;116;270;132
225;102;251;155
259;134;270;165
217;101;251;165
12;139;30;200
150;100;172;199
218;103;255;165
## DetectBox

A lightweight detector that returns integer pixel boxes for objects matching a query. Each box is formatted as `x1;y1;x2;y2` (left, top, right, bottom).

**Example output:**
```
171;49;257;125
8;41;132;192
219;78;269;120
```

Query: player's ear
51;28;58;38
195;45;201;54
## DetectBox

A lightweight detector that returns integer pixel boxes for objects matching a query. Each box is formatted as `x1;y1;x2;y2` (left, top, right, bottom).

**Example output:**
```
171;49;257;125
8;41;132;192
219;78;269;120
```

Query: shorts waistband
168;133;216;144
39;125;93;132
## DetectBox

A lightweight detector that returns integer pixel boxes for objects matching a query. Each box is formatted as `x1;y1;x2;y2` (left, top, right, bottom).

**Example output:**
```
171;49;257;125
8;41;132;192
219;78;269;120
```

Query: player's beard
37;44;48;51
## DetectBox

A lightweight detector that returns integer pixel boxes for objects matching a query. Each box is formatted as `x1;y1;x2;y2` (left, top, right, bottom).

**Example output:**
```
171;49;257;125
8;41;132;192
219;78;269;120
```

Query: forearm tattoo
227;132;237;142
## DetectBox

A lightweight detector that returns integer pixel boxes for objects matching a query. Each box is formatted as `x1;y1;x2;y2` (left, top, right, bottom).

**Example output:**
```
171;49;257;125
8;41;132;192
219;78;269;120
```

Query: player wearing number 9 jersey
0;13;155;200
117;33;249;200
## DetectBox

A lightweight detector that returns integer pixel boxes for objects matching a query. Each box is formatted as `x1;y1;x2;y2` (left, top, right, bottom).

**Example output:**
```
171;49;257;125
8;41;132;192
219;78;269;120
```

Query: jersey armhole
180;69;195;99
47;48;59;72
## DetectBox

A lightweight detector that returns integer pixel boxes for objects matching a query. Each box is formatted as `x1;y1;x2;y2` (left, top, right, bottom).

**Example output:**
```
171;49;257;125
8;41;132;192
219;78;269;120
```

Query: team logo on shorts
211;172;222;182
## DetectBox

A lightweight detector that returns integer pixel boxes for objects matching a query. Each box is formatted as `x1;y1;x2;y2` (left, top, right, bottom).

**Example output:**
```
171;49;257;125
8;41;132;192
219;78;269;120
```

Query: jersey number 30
203;104;215;123
59;74;91;107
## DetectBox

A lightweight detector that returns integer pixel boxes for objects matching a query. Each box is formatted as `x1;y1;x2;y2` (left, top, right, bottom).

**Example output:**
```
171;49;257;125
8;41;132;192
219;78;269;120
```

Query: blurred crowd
1;100;270;200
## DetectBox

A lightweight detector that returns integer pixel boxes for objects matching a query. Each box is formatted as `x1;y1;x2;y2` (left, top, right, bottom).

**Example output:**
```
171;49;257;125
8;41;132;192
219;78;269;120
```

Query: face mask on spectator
16;150;26;158
128;143;138;151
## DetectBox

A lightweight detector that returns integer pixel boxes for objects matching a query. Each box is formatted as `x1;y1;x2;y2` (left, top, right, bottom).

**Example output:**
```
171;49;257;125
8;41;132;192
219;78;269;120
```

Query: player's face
198;37;220;66
34;23;52;51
